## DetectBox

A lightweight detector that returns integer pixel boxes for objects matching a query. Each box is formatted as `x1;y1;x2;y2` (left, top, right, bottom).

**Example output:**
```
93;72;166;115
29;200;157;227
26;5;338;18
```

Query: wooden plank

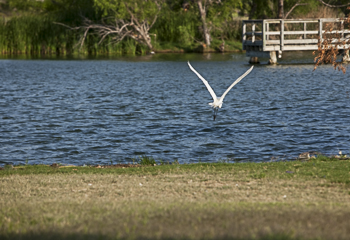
282;45;319;50
321;18;346;22
252;23;256;42
284;31;319;35
264;31;281;35
264;20;280;24
266;44;350;51
283;19;318;23
242;22;246;50
263;20;266;51
265;31;319;35
265;19;318;24
283;39;318;44
245;32;263;36
280;20;284;51
319;19;323;40
264;46;282;51
265;39;318;44
263;30;350;36
264;45;318;51
265;40;280;44
242;18;350;56
244;41;340;47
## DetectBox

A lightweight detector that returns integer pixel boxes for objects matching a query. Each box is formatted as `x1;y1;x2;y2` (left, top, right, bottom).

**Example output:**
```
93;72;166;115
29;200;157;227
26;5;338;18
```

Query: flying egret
188;61;254;120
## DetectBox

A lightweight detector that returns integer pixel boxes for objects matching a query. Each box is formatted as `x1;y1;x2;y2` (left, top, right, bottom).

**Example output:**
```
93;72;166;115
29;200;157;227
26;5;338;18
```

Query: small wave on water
0;53;350;165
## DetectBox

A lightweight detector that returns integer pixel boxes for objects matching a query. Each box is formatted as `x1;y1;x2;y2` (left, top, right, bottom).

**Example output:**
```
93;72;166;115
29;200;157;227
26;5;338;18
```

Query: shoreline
1;153;349;170
0;48;244;57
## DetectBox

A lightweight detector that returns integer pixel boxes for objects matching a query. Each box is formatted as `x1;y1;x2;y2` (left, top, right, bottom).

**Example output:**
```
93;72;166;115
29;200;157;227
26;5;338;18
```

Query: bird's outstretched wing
220;66;254;100
188;61;217;101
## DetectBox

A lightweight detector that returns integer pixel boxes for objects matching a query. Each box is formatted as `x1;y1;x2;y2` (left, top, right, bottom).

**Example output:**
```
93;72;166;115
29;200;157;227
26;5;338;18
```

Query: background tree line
0;0;349;55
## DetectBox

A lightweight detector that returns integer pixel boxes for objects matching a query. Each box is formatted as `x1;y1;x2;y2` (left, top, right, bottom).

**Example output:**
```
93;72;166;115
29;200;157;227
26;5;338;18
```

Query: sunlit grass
1;156;350;239
2;156;350;185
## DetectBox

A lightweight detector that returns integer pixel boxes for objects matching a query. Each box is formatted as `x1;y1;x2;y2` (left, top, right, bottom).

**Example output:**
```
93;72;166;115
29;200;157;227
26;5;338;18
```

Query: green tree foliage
60;0;164;50
206;0;244;42
0;0;100;55
6;0;43;12
152;5;199;48
94;0;161;20
2;0;349;55
166;0;243;48
245;0;348;19
3;0;96;19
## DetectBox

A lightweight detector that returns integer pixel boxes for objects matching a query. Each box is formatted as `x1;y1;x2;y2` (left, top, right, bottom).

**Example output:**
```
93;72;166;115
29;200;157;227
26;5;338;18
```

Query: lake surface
1;52;350;165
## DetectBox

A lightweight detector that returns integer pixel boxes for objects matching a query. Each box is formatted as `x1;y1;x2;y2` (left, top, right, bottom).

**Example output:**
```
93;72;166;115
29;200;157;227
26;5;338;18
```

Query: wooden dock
242;18;350;63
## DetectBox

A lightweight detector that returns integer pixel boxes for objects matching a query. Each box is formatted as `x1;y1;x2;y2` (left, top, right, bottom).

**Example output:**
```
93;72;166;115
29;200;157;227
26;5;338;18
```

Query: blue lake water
1;52;350;165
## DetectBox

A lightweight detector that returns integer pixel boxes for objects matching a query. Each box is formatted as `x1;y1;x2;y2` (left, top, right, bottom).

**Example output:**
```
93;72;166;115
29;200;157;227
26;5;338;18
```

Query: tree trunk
141;33;153;50
144;37;153;50
249;0;257;19
197;0;211;47
130;23;153;50
278;0;284;19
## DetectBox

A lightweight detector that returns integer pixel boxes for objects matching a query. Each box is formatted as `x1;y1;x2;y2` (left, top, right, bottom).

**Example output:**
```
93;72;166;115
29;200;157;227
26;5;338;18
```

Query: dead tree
196;0;211;48
55;1;162;51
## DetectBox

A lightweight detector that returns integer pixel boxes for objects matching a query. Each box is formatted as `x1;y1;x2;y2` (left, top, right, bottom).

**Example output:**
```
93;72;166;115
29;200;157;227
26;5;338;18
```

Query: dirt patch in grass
101;163;142;168
50;163;143;169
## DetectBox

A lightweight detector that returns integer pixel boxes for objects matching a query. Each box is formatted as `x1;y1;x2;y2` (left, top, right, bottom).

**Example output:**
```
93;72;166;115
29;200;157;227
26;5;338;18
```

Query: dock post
249;56;260;64
268;51;277;64
342;50;350;62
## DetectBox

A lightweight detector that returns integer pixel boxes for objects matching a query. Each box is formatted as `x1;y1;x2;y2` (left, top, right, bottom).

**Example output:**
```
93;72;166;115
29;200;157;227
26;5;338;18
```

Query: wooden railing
242;18;350;55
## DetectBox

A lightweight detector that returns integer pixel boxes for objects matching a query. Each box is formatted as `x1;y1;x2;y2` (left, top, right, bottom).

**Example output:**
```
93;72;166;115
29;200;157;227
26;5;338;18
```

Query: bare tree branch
53;22;80;30
316;0;350;8
54;1;163;51
149;1;162;29
284;0;308;19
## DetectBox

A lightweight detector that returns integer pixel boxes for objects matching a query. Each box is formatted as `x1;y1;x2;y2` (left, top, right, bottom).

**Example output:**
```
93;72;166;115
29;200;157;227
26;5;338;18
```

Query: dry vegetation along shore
1;157;350;240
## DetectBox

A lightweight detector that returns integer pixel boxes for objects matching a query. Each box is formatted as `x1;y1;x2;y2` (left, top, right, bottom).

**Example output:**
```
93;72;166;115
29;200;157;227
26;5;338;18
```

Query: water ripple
1;54;350;165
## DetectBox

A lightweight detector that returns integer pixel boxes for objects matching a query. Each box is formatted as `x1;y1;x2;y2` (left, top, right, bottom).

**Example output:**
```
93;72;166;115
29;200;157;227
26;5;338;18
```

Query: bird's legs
213;108;218;121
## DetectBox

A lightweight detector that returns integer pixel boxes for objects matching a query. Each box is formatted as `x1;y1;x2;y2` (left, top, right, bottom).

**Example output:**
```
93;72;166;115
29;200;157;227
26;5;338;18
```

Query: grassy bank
1;157;350;240
0;13;242;56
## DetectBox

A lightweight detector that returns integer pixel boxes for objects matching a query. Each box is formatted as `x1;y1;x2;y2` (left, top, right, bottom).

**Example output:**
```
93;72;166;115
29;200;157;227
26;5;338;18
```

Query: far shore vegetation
1;155;350;239
0;0;349;56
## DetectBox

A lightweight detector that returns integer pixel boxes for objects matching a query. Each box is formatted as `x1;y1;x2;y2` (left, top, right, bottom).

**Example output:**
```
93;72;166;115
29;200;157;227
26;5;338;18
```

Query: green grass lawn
1;157;350;240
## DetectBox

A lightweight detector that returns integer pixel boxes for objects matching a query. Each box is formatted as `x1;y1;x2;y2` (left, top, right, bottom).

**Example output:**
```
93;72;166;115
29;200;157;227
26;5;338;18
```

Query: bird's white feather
187;61;217;101
188;61;254;110
220;65;254;100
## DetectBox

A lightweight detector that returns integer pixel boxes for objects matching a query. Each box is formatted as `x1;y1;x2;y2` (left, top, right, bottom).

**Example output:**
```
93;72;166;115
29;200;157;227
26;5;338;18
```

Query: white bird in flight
188;61;254;120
